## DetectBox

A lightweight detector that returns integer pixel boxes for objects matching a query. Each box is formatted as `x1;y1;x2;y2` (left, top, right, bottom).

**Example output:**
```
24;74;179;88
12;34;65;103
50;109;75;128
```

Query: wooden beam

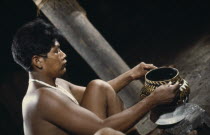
32;0;143;107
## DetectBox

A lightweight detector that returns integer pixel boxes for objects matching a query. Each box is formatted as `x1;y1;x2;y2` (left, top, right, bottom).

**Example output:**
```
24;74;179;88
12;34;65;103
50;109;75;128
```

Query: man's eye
55;48;61;53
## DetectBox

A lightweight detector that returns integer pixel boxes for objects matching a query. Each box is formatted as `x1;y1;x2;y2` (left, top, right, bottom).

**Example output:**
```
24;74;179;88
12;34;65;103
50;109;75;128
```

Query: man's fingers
170;82;180;92
144;64;157;70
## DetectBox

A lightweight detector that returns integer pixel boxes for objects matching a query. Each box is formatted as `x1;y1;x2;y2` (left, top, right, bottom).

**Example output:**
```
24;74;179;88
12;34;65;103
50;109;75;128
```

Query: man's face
42;40;67;78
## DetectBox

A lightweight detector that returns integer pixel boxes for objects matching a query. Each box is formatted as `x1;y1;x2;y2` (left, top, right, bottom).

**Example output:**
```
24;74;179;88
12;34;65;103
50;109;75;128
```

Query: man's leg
94;128;125;135
81;79;124;119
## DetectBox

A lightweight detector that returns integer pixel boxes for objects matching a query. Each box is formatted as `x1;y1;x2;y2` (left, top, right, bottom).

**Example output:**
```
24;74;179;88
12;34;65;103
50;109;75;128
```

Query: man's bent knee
87;79;114;94
88;79;111;88
82;79;124;118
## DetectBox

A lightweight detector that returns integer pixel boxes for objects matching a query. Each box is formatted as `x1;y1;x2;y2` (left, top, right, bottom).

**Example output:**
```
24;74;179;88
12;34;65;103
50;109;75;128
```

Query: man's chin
62;67;67;74
58;68;67;77
63;67;66;71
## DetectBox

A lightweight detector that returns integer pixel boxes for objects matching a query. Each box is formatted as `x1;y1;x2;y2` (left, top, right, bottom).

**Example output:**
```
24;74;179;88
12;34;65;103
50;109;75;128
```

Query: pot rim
145;67;180;83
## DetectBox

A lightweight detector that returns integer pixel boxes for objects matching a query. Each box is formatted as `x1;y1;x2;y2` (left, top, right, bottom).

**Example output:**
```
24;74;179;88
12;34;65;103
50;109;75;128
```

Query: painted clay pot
140;67;190;104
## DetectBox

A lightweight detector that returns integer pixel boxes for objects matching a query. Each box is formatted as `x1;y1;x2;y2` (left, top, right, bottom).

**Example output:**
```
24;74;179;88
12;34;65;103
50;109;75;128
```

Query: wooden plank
32;0;143;107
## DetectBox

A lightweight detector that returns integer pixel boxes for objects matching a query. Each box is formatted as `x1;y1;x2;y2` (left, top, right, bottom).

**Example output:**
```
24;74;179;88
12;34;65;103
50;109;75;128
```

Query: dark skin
22;40;181;135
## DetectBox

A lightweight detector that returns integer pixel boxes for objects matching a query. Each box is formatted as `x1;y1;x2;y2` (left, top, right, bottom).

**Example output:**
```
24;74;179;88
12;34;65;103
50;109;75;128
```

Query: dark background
1;0;210;134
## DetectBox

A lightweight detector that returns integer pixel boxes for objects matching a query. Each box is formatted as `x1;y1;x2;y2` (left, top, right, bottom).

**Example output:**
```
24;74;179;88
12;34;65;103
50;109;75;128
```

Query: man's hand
130;62;157;80
150;82;180;105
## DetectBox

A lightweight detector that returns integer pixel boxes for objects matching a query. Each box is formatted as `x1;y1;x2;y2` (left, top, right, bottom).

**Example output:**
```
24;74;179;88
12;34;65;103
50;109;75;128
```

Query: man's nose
60;50;66;59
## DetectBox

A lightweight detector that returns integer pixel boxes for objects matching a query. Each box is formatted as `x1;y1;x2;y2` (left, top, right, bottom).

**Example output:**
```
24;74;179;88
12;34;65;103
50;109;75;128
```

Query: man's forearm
107;62;156;93
107;70;135;93
102;94;157;132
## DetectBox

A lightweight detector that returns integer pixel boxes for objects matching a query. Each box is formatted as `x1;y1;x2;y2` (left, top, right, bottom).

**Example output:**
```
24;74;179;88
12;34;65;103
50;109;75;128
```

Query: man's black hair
11;18;63;71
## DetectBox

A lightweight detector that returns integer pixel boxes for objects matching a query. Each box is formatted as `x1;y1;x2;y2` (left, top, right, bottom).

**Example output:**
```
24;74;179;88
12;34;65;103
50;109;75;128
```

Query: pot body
140;67;190;104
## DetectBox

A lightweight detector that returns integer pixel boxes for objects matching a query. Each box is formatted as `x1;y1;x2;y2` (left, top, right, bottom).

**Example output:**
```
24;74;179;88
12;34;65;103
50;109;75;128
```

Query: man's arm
57;62;156;96
37;83;179;135
108;62;157;93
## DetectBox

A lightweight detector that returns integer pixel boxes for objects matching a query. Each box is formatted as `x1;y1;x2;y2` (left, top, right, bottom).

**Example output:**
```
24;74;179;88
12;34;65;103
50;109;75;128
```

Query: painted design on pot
140;67;190;104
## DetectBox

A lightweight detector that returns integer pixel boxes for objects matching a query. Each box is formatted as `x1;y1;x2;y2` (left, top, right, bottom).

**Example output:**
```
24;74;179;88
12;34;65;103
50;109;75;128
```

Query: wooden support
32;0;143;107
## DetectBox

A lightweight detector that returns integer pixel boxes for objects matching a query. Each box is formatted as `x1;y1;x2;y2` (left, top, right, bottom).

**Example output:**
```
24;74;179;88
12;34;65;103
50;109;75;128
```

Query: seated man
12;18;180;135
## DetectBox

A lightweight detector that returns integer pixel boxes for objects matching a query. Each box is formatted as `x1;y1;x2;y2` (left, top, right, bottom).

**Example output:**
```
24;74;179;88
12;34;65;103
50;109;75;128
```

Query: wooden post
32;0;143;107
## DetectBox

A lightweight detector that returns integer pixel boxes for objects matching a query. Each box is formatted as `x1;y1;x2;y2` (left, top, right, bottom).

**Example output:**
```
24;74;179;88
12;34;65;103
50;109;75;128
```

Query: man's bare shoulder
22;87;82;135
22;87;74;118
22;88;50;112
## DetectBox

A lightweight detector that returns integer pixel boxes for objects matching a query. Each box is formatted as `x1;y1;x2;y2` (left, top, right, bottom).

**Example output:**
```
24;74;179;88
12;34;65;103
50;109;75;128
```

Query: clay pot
140;67;190;104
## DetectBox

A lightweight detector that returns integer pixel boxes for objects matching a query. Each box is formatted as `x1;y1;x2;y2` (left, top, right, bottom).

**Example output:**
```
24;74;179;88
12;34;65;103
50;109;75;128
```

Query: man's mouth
62;60;67;68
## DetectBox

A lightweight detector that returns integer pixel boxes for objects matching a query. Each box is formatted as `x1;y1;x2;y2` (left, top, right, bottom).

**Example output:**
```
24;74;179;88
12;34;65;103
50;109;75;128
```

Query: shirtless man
12;18;180;135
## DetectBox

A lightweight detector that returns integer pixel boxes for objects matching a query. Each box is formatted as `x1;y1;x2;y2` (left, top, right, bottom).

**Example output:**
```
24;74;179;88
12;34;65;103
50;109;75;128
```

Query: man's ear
31;55;43;69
